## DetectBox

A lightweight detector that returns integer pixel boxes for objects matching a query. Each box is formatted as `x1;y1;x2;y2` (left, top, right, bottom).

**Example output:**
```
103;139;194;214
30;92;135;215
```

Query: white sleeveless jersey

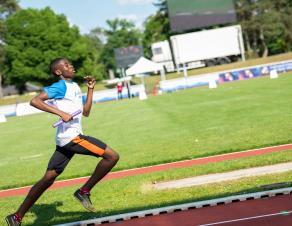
44;79;83;147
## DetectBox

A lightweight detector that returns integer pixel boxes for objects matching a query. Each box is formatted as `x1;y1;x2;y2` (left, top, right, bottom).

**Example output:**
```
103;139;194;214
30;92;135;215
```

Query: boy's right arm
30;92;72;122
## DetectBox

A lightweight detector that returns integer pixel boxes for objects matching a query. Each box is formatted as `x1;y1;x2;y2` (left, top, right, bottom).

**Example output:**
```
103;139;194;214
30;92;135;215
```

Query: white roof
126;57;163;76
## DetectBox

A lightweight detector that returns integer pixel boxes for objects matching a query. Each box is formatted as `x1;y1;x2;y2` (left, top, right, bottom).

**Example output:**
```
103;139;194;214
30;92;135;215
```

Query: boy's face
54;59;75;79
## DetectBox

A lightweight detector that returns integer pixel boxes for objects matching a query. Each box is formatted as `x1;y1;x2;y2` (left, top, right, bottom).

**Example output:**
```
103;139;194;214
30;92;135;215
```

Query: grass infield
0;71;292;225
1;72;292;189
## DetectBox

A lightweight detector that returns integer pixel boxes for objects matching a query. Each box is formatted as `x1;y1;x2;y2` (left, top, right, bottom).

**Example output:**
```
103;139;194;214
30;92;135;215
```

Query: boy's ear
55;69;62;76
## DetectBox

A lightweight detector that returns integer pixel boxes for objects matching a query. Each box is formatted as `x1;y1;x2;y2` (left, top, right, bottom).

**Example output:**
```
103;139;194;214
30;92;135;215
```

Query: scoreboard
114;45;144;68
167;0;237;32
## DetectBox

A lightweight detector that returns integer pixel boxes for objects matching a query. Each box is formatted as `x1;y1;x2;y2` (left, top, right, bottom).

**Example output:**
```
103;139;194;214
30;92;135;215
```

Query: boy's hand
60;112;73;122
84;76;96;89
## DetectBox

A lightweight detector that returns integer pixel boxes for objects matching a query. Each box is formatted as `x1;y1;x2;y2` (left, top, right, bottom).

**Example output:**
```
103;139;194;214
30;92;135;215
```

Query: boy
5;58;119;226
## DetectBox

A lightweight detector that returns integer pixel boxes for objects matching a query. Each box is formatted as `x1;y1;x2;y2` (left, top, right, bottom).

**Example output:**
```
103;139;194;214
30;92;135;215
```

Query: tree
0;0;19;38
235;0;255;57
0;0;20;97
99;18;142;77
4;7;102;92
236;0;292;57
142;0;170;58
272;0;292;52
81;28;106;80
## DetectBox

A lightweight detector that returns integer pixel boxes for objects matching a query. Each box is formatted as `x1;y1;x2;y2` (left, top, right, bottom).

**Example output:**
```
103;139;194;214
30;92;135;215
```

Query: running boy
5;58;119;226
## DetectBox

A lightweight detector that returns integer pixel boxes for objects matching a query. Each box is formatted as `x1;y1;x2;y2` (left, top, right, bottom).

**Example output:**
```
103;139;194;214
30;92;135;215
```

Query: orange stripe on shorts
73;136;105;156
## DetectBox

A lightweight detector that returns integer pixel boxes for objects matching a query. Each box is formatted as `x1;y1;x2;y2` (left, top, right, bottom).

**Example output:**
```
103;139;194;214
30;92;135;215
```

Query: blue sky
19;0;157;34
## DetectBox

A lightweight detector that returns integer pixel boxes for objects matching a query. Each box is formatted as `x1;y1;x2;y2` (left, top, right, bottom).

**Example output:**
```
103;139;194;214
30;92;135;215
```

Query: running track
108;194;292;226
1;143;292;198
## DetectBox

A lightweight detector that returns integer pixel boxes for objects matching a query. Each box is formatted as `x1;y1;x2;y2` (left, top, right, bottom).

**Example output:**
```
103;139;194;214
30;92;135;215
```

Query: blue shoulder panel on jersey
44;80;67;99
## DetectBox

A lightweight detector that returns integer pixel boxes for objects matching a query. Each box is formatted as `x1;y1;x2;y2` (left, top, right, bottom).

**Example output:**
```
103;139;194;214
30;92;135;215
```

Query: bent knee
111;151;120;163
104;148;120;163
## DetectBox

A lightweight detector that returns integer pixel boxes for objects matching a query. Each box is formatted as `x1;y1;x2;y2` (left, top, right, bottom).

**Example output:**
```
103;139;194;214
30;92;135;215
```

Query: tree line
0;0;291;94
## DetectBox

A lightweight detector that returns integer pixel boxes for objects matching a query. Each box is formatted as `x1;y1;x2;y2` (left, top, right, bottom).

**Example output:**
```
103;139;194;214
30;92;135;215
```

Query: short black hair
50;57;66;76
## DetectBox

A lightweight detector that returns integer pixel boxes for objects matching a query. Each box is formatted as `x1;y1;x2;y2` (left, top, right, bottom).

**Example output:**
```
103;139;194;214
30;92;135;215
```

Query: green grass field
1;73;292;189
1;72;292;225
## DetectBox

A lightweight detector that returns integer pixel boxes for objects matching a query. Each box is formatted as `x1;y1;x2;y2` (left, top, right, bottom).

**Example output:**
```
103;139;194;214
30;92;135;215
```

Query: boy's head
50;58;75;79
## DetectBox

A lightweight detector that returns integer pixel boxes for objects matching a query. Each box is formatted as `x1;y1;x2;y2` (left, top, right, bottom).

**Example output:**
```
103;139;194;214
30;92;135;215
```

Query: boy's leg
6;145;73;225
70;135;119;211
16;170;59;218
74;146;119;212
81;146;119;191
5;170;59;226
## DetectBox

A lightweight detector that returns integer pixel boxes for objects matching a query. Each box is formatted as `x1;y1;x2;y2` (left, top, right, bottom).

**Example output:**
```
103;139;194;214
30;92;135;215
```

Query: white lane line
198;210;292;226
20;154;43;160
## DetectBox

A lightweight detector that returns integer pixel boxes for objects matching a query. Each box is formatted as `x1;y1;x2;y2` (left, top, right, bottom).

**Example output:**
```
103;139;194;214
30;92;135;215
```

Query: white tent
126;57;165;80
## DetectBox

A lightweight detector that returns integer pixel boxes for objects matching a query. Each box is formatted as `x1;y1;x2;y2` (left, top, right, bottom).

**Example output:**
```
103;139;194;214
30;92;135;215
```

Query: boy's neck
60;75;73;82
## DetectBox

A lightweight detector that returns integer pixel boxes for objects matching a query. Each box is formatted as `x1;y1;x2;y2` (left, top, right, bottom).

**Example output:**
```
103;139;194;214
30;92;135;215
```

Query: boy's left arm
83;76;96;117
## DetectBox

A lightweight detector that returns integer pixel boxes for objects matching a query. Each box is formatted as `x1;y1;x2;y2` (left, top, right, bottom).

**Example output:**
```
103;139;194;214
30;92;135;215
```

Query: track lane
109;194;292;226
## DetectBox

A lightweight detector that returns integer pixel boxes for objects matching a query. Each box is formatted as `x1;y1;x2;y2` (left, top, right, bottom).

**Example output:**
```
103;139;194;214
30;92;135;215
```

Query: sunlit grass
1;73;292;189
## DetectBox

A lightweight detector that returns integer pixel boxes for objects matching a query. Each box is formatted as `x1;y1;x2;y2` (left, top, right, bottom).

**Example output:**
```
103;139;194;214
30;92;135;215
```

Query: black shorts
47;134;107;174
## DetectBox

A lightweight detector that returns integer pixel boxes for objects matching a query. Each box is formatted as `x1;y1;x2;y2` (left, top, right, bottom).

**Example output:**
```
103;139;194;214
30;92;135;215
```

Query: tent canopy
126;57;164;76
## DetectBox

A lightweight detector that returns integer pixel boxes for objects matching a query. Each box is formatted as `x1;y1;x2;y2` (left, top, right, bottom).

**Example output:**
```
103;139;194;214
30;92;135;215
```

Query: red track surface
1;143;292;198
110;194;292;226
